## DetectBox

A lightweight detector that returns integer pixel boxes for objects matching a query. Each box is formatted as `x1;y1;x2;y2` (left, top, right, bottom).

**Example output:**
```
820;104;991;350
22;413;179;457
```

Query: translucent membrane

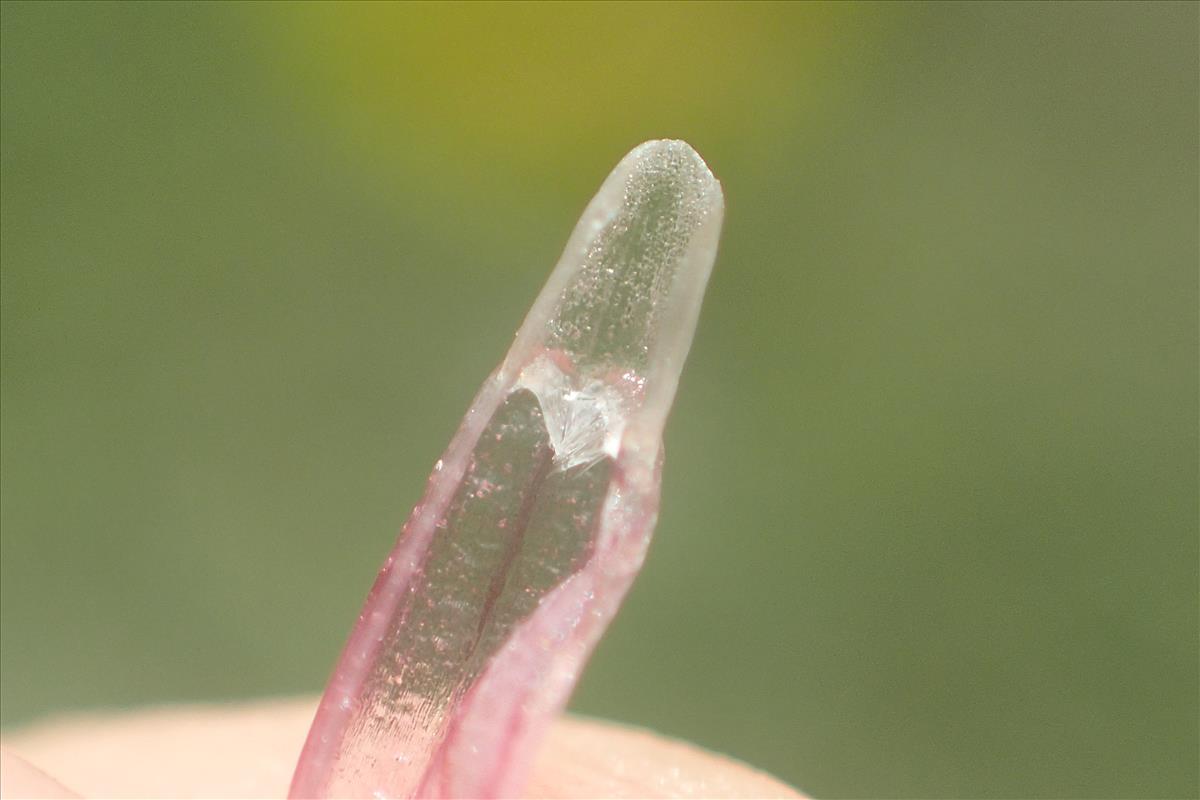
290;140;724;799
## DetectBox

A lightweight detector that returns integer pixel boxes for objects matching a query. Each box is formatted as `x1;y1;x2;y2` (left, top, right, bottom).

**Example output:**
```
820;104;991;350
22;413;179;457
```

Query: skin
0;697;803;799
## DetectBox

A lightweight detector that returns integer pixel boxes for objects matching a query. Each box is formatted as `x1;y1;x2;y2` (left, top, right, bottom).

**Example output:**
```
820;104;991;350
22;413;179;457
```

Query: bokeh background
2;2;1197;797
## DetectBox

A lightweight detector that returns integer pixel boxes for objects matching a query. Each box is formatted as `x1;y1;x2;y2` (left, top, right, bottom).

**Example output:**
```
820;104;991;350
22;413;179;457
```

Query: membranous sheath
290;140;724;799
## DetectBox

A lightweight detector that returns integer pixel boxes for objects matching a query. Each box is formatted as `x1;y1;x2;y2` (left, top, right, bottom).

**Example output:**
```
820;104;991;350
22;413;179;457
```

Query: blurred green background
2;2;1196;797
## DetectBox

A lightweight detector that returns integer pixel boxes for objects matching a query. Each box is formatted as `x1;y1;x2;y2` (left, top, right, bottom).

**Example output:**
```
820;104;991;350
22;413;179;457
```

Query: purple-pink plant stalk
290;140;725;799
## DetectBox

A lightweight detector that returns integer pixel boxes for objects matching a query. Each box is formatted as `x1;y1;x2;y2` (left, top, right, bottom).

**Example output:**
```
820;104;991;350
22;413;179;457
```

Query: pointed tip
511;140;723;379
627;138;716;171
620;139;723;207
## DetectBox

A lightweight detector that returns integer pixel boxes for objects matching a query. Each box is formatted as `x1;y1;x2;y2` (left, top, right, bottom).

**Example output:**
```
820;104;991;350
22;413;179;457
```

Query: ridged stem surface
290;140;724;799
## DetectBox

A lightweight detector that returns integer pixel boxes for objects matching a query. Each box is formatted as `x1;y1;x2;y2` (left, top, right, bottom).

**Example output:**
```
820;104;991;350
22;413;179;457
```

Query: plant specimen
291;140;724;799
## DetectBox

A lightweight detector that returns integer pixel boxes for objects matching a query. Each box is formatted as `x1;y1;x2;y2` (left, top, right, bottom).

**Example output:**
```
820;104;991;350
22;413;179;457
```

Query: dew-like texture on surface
290;140;723;799
544;142;720;372
326;388;612;794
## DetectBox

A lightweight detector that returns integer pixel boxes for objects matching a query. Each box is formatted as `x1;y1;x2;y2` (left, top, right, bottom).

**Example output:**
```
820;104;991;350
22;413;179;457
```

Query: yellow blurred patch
239;2;858;196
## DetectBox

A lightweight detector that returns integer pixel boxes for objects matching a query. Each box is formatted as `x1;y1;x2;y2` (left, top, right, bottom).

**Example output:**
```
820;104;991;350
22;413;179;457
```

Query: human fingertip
0;748;80;799
527;716;804;799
